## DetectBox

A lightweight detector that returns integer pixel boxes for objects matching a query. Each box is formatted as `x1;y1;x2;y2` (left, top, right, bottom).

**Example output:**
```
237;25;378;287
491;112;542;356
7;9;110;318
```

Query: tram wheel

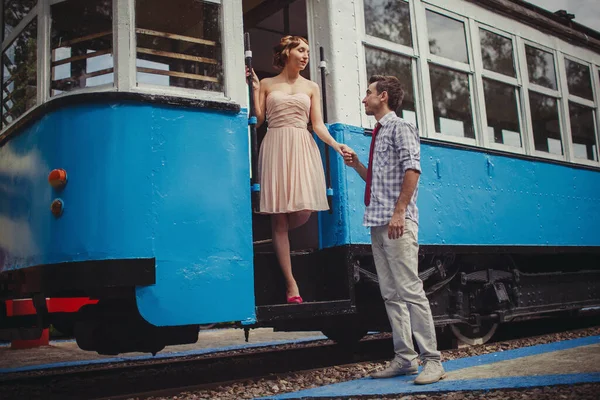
450;322;498;346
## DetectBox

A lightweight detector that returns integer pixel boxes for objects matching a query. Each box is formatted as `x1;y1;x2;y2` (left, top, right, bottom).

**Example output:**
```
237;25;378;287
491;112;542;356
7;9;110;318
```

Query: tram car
1;0;599;355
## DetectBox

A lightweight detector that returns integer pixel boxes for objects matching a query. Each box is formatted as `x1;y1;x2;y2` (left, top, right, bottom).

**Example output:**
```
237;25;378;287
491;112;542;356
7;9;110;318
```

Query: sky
524;0;600;32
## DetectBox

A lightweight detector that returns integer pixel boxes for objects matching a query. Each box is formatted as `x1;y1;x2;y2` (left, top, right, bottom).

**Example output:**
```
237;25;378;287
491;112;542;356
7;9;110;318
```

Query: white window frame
476;24;520;86
561;54;599;166
519;39;568;162
129;0;232;102
473;23;526;155
419;3;478;146
46;0;116;99
358;0;423;131
562;54;596;107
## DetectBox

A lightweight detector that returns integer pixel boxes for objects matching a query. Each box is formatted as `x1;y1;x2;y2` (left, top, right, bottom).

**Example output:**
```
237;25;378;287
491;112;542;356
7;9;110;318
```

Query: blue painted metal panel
0;102;255;326
321;123;600;247
317;124;360;249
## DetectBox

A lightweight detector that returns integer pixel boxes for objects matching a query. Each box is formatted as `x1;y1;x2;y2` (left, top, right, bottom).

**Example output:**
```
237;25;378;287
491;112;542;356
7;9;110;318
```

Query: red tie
364;122;381;206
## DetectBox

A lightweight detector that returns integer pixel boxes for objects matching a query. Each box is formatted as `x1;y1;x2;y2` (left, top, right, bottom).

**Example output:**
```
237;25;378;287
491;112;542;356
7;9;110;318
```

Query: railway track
1;316;598;400
0;334;392;400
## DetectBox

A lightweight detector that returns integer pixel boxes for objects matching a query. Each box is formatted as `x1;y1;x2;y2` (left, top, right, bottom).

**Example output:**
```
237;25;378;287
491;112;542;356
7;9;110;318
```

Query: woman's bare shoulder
260;76;276;88
300;79;319;95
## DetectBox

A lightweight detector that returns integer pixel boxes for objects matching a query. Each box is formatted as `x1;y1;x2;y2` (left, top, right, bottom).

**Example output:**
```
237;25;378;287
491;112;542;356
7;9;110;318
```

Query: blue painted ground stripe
265;373;600;399
264;335;600;399
0;335;327;374
443;335;599;372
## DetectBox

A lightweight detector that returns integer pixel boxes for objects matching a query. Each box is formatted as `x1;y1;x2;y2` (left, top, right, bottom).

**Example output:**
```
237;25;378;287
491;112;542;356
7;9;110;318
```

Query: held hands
333;143;354;159
343;147;359;168
245;67;259;90
388;210;405;240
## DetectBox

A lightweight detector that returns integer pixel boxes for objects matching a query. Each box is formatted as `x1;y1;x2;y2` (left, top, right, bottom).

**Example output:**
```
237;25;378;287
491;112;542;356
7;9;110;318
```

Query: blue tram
1;0;599;354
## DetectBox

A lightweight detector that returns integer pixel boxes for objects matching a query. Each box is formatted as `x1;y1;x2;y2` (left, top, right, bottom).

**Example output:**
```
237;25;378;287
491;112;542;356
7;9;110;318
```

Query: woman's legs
271;214;299;298
270;211;313;299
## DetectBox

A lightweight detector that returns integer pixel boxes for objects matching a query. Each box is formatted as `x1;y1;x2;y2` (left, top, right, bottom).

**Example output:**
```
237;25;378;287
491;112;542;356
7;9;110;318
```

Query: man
344;75;445;384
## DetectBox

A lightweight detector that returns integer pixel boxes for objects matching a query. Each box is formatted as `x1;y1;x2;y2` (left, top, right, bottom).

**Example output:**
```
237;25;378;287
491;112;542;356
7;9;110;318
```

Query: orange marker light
48;169;67;189
50;198;64;217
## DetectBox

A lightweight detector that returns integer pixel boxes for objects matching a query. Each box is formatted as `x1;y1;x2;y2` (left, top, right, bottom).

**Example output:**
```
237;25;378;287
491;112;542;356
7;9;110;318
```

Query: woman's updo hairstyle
273;35;309;69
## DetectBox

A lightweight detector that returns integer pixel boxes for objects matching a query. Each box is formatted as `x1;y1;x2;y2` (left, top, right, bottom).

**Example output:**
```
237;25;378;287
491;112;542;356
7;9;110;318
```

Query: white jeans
371;219;441;364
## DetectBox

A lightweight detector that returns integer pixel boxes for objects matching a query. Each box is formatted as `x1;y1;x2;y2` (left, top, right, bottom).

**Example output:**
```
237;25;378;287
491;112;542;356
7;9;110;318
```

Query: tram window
483;79;521;148
569;102;598;161
429;64;474;139
1;19;36;129
479;29;515;78
565;59;593;101
525;45;557;90
3;0;36;40
135;0;223;92
529;91;562;155
365;46;416;124
425;10;468;64
364;0;412;48
50;0;113;96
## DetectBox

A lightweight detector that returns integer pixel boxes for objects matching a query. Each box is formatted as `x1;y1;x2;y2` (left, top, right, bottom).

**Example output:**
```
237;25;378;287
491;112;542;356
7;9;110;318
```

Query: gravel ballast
139;326;600;400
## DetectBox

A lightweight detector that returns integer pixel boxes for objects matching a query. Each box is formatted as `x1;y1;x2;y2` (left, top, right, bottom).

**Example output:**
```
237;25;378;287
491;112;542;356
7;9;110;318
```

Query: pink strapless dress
258;91;329;214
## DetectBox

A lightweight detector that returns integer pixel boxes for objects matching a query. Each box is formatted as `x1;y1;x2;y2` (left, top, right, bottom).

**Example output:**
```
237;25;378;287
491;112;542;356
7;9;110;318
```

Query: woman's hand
245;67;260;90
333;143;354;158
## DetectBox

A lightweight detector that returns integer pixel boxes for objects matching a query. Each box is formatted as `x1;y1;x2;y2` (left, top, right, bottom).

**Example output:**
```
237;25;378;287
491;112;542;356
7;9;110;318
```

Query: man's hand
388;210;405;240
343;148;360;168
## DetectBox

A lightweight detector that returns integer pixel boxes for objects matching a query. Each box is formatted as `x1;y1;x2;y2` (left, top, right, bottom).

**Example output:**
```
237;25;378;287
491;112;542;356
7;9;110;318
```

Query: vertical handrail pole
319;46;333;214
245;33;260;212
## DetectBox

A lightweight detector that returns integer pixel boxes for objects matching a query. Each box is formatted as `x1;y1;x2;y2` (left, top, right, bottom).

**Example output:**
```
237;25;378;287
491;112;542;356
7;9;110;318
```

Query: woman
248;36;352;304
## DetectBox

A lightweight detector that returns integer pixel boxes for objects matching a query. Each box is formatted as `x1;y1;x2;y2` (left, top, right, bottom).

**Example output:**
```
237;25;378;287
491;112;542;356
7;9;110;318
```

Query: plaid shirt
363;112;422;227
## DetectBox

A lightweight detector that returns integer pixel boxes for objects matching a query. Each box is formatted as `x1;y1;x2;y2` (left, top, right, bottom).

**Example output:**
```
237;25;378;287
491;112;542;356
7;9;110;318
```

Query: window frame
357;0;423;131
130;0;228;100
362;0;416;58
516;38;570;162
472;22;526;154
48;0;116;99
563;54;596;106
476;24;520;85
419;3;479;146
357;0;600;169
523;40;561;95
560;54;600;166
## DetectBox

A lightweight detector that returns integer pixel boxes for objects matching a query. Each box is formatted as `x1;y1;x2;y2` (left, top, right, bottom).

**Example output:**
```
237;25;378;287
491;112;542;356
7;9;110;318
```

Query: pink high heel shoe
287;296;303;304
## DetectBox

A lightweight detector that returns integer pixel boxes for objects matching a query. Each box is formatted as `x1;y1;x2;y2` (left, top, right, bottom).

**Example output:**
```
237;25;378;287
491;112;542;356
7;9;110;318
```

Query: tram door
243;1;322;307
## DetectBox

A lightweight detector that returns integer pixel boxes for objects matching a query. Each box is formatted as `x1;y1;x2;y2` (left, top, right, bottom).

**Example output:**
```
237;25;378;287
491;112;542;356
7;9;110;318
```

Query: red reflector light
48;169;67;189
51;198;64;217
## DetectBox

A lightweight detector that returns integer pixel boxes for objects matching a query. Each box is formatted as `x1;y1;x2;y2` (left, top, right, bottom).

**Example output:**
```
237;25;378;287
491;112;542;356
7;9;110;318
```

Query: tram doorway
243;1;334;309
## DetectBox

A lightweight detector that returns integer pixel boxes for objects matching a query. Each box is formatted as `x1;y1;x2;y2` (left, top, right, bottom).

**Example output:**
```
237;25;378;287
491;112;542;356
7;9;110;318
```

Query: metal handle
245;32;260;213
319;46;333;214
